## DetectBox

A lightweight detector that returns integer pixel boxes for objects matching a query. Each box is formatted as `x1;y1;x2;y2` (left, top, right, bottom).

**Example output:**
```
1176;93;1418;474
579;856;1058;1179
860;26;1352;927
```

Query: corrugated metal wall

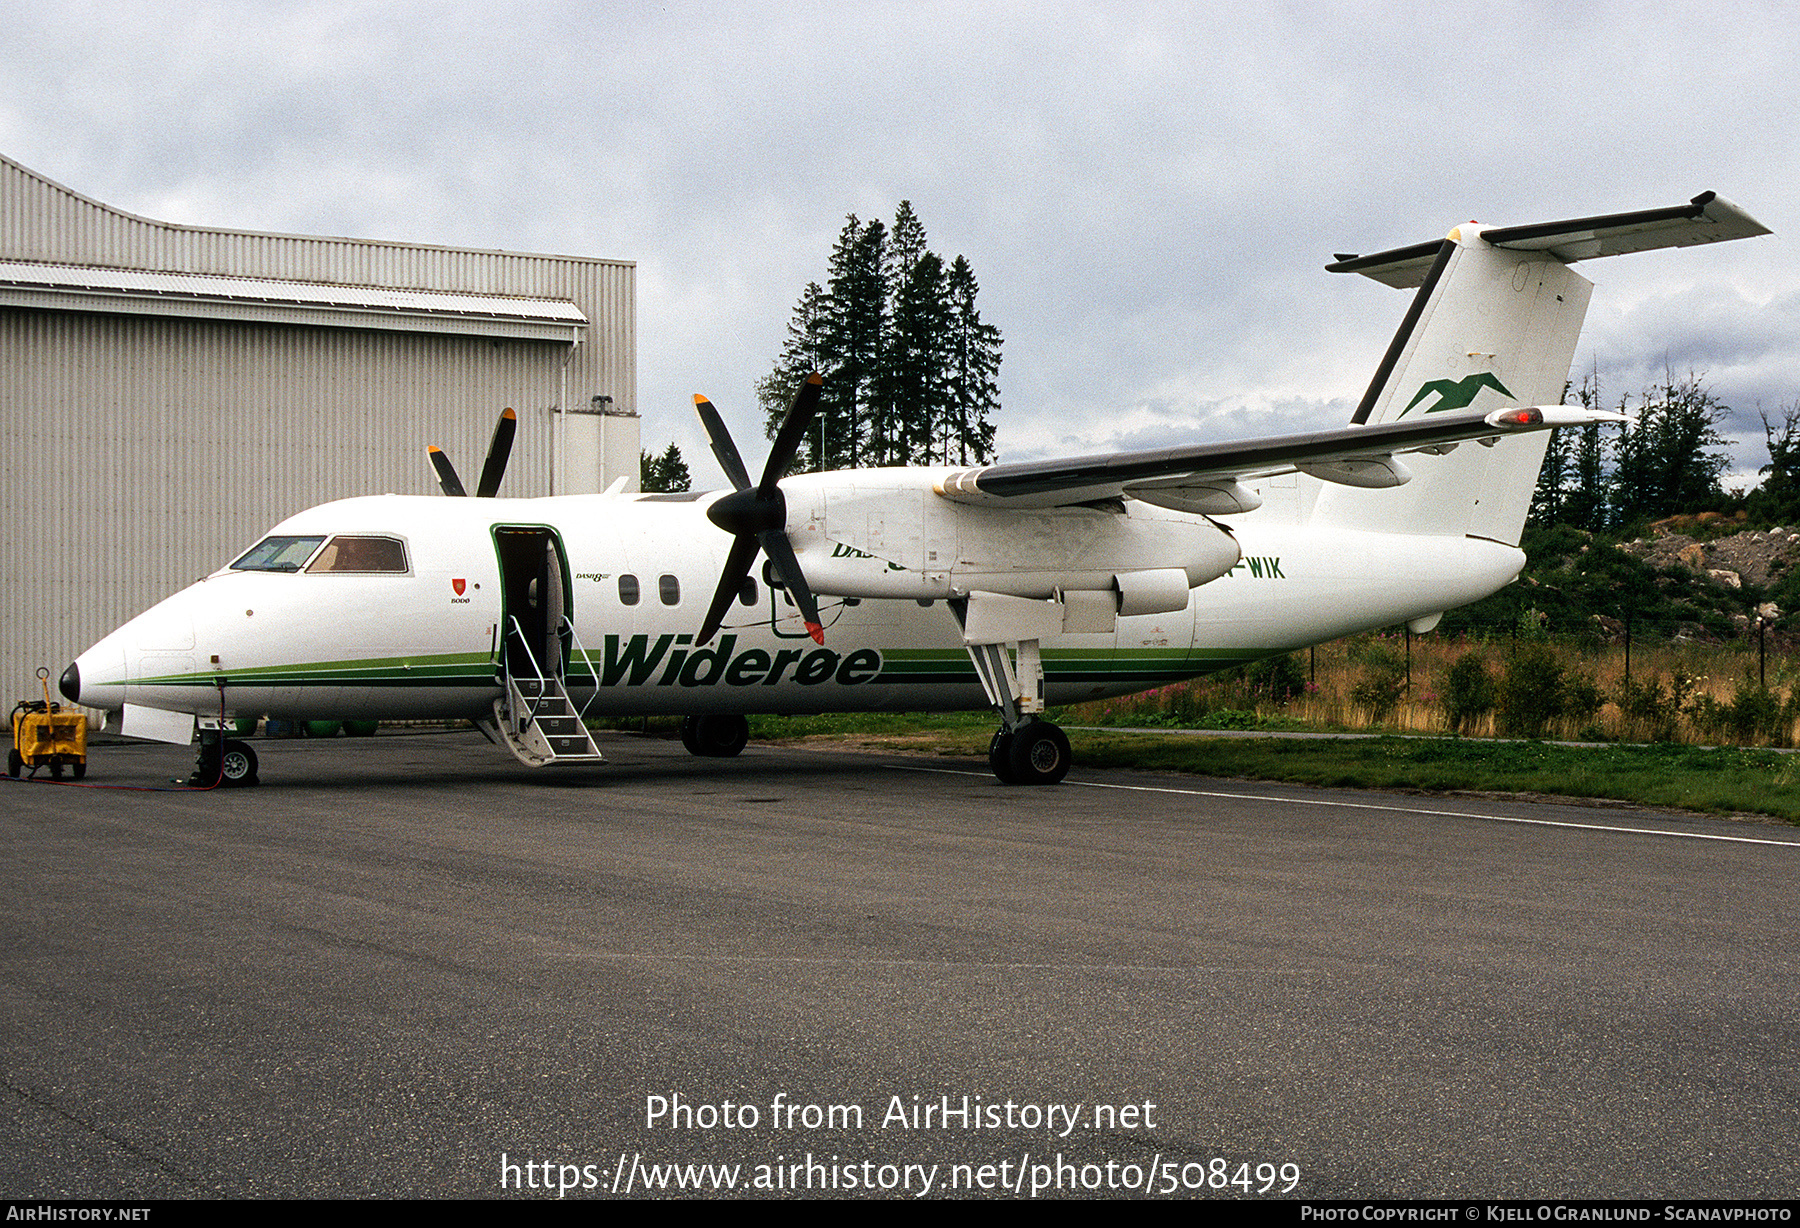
0;154;636;715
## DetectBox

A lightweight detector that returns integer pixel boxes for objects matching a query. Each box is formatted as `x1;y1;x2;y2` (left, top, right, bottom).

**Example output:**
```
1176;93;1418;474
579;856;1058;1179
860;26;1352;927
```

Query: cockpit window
305;536;409;574
230;536;326;572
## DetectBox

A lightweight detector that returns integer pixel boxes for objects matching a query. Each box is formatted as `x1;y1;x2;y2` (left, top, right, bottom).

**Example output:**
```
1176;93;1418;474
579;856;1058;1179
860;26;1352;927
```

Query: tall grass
1056;630;1800;747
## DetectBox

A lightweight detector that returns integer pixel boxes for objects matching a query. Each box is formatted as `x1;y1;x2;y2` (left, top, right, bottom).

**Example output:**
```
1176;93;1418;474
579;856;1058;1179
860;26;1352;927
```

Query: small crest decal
452;578;467;596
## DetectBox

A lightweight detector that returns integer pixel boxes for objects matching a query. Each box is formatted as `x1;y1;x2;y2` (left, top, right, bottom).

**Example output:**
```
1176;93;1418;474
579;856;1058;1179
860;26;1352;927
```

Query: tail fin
1311;193;1769;546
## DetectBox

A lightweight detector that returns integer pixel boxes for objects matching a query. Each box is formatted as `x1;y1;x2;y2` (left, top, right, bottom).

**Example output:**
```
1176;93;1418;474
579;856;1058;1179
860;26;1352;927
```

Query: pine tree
1611;374;1733;527
1757;404;1800;523
1560;374;1613;532
639;442;691;493
820;215;888;470
882;250;953;466
1528;383;1573;528
761;204;1001;471
943;255;1000;465
757;281;831;472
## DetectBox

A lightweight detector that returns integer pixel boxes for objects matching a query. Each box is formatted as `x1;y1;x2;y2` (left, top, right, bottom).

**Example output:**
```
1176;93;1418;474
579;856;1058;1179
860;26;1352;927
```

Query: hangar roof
0;258;587;340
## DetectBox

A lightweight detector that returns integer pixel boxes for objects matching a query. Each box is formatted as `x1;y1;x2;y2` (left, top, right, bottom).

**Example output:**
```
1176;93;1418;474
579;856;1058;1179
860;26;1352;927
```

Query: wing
933;405;1622;512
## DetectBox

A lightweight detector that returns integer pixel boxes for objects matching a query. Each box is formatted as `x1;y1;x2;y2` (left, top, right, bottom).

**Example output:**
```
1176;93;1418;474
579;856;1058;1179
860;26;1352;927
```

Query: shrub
1497;645;1566;738
1442;652;1496;734
1349;646;1408;724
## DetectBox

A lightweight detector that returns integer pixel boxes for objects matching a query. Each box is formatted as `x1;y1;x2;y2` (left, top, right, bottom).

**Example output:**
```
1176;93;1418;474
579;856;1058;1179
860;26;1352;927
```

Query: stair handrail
560;616;601;723
502;615;553;727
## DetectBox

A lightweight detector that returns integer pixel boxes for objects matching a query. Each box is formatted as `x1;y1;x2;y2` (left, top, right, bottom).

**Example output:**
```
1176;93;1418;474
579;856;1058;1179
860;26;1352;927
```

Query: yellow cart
8;667;87;780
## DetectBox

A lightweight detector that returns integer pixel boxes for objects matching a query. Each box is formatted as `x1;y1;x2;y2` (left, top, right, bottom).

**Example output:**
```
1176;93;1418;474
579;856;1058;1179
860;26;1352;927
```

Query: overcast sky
4;0;1797;486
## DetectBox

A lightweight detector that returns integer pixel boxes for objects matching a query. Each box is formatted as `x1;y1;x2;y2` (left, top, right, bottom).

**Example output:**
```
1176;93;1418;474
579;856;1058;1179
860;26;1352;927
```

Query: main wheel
1006;720;1071;786
219;739;260;787
988;729;1017;784
683;714;749;758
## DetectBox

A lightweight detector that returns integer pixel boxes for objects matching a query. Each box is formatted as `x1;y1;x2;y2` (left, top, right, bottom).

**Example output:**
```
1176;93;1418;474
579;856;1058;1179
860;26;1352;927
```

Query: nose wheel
189;733;260;787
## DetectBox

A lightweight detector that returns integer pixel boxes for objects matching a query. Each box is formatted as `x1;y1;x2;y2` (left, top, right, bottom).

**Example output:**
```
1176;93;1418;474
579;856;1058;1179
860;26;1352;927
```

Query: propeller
428;408;517;497
694;373;825;646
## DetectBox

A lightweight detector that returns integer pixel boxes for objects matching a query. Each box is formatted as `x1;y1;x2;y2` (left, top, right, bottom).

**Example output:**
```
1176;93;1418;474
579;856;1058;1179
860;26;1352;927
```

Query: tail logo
1402;372;1514;416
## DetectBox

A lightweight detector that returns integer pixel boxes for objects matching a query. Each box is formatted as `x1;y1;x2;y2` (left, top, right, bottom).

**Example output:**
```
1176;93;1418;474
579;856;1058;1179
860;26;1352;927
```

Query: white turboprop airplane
56;195;1769;787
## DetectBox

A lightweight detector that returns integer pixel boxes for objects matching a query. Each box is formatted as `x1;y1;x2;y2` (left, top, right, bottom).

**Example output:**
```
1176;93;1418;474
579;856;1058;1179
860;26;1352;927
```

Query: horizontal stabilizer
1328;193;1770;288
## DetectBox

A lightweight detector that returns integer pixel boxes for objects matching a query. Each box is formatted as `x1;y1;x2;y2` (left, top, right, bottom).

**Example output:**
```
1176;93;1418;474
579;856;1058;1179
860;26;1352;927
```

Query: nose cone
66;631;130;713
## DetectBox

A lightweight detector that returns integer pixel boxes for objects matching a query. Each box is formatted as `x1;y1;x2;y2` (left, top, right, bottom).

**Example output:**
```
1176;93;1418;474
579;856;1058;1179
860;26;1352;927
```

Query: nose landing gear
188;730;260;787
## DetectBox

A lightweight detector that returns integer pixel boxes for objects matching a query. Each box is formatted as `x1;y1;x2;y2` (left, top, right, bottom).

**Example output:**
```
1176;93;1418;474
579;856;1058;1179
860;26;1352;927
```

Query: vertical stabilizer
1311;193;1769;546
1311;228;1592;544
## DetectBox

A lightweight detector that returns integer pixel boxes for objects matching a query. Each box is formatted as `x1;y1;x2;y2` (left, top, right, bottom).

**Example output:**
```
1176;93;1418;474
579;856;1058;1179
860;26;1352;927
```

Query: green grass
738;713;1800;823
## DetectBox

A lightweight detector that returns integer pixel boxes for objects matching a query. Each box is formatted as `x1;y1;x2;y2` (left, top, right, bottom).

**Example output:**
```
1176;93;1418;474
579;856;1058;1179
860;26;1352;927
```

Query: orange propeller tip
501;407;516;420
806;623;825;645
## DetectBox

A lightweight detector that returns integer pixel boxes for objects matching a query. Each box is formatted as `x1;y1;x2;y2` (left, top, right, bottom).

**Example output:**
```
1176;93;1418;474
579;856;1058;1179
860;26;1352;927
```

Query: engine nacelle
781;470;1241;601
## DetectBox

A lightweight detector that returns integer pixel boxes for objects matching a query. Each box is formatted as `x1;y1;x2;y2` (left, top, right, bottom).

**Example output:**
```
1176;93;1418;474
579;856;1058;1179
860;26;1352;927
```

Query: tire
679;715;704;755
48;761;64;780
72;761;87;780
1006;720;1071;786
220;739;260;787
692;714;749;758
988;729;1017;784
6;748;20;778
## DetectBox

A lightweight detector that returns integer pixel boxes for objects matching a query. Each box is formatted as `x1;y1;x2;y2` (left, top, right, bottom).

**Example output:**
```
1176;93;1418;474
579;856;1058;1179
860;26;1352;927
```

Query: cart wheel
48;761;64;780
72;761;86;781
220;740;260;787
6;748;20;778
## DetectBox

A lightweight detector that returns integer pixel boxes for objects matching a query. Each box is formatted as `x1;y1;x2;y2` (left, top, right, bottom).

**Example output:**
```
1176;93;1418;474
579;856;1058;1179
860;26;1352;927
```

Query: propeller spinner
428;407;517;497
695;374;825;646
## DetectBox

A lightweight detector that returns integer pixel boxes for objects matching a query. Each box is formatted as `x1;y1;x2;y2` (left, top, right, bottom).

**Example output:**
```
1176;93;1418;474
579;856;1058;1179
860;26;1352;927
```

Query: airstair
488;616;605;768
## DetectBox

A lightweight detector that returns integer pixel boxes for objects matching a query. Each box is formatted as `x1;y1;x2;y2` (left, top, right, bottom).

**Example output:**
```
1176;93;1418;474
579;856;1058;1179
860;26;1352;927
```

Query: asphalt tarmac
2;729;1797;1199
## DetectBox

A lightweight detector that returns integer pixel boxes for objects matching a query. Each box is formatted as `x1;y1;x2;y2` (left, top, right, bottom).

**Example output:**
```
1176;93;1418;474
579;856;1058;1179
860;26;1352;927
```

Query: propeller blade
691;374;826;645
475;408;517;498
697;534;762;645
760;373;823;493
428;446;467;497
694;395;753;492
758;528;824;645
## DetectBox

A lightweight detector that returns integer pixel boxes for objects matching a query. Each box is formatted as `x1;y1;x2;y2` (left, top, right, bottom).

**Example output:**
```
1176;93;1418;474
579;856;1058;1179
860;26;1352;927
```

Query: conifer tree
639;442;691;493
943;255;1001;465
761;204;1001;471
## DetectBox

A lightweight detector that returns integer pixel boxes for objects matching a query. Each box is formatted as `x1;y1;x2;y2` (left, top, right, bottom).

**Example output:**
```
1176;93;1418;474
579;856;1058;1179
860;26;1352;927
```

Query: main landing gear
680;714;749;758
957;597;1071;786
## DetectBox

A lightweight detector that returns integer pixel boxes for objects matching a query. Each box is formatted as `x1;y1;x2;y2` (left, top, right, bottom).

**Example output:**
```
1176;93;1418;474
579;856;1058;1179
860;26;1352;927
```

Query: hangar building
1;153;636;714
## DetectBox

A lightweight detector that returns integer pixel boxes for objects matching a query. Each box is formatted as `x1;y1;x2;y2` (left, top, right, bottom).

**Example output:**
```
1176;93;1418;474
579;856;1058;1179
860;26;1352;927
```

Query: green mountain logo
1402;373;1515;416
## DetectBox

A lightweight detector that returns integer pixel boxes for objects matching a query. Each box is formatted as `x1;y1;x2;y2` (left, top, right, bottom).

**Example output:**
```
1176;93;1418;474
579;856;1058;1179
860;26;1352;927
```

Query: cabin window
305;536;409;574
659;574;681;606
618;574;640;606
231;536;325;573
738;578;757;606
